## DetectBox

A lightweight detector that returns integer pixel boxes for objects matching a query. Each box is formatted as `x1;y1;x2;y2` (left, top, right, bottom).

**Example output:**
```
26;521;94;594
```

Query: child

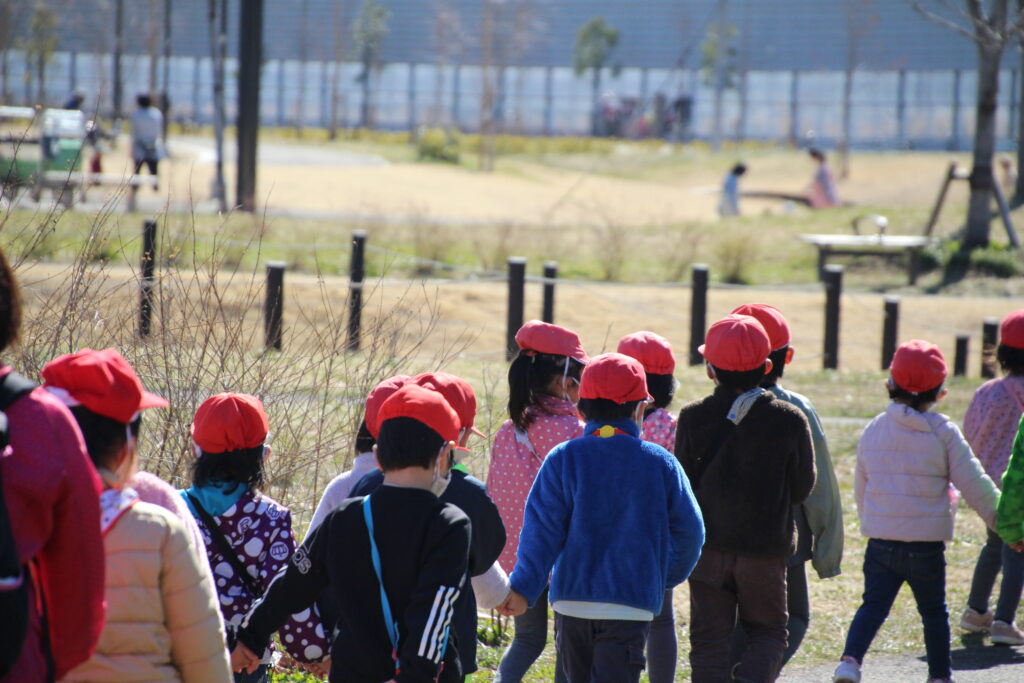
960;309;1024;644
305;374;411;539
675;314;814;682
231;383;471;682
807;148;839;209
732;303;844;664
41;348;231;682
616;330;680;683
834;340;999;683
488;320;588;683
348;371;506;680
499;352;704;683
719;162;747;217
181;392;329;682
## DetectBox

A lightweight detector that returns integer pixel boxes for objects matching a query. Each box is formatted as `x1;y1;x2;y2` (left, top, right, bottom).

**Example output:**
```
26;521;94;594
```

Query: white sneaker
833;656;861;683
958;606;993;633
990;619;1024;645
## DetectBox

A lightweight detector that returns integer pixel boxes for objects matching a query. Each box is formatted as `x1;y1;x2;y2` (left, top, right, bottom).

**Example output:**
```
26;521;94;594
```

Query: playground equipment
0;106;85;207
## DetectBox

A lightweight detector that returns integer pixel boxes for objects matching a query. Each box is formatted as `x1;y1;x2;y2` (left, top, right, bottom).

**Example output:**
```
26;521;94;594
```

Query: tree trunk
839;66;853;179
1016;44;1024;203
36;53;45;105
591;68;601;136
209;0;227;212
360;68;371;128
965;43;1004;250
329;61;341;140
1;50;7;101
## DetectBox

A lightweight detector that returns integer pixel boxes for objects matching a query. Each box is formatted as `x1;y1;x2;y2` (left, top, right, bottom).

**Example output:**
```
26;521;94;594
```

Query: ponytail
507;350;583;431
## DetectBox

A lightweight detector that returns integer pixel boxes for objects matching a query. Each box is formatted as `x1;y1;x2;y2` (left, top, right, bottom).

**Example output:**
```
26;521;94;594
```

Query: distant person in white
719;162;747;217
131;93;164;189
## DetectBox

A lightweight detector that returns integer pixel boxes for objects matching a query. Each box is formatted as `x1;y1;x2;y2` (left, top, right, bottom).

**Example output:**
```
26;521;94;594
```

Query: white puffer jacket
856;403;999;542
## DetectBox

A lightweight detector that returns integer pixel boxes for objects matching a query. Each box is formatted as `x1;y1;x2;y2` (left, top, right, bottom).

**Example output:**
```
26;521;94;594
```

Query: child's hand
497;590;528;617
230;642;260;674
1011;541;1024;552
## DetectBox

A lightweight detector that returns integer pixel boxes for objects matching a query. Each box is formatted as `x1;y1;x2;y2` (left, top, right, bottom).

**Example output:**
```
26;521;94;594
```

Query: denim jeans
495;588;566;683
556;613;650;683
967;526;1024;624
645;589;677;683
843;539;950;680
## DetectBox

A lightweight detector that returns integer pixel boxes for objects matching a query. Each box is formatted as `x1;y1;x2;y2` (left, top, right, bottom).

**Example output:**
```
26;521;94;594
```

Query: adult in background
0;246;106;681
131;93;164;189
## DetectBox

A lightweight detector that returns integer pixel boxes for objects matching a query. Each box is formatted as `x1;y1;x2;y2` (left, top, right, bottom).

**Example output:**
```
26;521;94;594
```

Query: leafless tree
208;0;227;211
478;0;497;170
839;0;879;178
0;0;15;101
910;0;1024;248
431;1;466;128
328;1;349;140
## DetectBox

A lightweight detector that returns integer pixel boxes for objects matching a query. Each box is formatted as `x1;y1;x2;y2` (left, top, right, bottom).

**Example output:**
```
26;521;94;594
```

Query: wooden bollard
689;264;709;366
346;230;366;351
954;334;969;377
982;317;999;379
881;296;899;370
541;261;557;324
506;257;526;360
265;262;285;351
823;265;843;370
139;219;157;337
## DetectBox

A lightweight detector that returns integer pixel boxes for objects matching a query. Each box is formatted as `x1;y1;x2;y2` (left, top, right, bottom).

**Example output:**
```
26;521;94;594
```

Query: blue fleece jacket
509;418;705;615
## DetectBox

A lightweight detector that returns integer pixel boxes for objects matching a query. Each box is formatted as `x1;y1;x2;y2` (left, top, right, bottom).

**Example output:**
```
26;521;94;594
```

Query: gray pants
495;588;566;683
555;613;651;683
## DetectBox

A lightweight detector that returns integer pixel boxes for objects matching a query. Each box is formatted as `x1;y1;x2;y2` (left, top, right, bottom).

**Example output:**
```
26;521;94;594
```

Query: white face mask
430;445;453;497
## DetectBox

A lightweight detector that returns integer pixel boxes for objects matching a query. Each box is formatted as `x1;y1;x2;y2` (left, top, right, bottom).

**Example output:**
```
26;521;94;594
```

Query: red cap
890;340;947;394
411;372;483;436
1001;310;1024;349
731;303;792;351
42;348;169;424
377;383;461;443
579;352;651;404
617;331;676;375
365;374;411;438
699;314;771;372
191;393;269;453
515;320;589;364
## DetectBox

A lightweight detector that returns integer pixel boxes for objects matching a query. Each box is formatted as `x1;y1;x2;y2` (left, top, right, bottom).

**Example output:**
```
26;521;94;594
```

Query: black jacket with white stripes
237;485;471;683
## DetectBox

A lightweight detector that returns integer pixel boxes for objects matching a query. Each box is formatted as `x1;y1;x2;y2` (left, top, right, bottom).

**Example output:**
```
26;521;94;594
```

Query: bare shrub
713;225;762;285
661;222;707;282
471;222;517;272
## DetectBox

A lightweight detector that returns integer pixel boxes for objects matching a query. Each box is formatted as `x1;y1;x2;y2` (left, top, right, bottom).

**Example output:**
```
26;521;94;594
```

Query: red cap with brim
1001;310;1024;349
42;347;168;424
890;340;947;394
617;331;676;375
412;372;484;437
365;374;412;438
191;392;269;453
731;303;792;352
515;320;589;364
377;383;461;444
579;352;651;404
699;314;771;372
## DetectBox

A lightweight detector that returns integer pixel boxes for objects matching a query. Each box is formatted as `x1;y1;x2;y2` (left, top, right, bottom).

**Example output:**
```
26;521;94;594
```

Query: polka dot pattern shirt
642;407;678;453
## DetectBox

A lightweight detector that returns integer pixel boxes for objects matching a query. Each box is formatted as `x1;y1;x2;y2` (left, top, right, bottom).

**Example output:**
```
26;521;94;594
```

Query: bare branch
908;1;978;41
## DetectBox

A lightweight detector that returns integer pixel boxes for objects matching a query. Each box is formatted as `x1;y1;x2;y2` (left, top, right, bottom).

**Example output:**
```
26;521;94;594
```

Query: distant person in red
807;148;839;209
0;246;105;682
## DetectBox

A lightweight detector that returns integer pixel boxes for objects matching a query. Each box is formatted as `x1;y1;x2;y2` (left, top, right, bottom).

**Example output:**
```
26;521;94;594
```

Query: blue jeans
967;526;1024;623
495;588;566;683
843;539;950;680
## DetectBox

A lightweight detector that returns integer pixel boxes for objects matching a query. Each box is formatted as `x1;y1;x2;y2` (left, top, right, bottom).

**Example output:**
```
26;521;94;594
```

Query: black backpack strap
0;373;36;451
185;493;263;597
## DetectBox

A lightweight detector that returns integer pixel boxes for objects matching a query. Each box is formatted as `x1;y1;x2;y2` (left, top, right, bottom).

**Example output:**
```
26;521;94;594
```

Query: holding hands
496;589;528;617
229;642;260;675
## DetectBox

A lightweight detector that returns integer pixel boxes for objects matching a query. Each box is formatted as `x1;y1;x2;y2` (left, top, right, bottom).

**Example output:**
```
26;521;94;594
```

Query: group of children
4;225;1024;682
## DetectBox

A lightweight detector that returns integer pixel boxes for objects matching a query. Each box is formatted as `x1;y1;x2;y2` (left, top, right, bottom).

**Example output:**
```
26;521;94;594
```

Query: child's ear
705;363;716;382
373;444;383;471
785;347;795;365
763;359;774;375
938;387;949;401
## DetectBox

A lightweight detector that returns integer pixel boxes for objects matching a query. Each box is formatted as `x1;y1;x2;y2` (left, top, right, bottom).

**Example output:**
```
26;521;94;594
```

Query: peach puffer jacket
63;499;231;683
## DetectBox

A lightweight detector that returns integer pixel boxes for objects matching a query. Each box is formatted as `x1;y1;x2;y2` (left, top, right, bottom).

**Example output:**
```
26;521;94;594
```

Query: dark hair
808;147;825;162
761;347;788;386
711;363;767;392
137;93;152;108
578;398;641;423
508;351;584;431
69;406;141;471
997;343;1024;376
354;419;375;454
0;247;22;352
375;416;444;471
731;163;747;176
887;380;943;412
646;373;675;411
191;445;266;493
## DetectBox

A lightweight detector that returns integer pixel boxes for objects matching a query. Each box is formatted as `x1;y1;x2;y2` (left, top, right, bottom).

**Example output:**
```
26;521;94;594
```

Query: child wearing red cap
731;303;844;667
488;320;587;682
231;383;471;682
960;310;1024;644
498;352;704;683
675;314;815;682
180;392;329;682
616;331;681;683
834;340;999;683
42;348;231;683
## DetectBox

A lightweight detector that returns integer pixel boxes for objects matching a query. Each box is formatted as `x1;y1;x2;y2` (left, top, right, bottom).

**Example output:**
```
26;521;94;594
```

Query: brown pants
688;548;788;683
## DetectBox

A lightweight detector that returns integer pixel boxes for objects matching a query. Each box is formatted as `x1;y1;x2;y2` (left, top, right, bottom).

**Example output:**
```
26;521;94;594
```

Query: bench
37;171;158;210
799;233;939;285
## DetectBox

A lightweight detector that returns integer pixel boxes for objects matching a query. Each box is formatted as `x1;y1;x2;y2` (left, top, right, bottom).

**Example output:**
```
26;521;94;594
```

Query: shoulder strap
185;492;262;597
0;372;36;451
363;495;401;676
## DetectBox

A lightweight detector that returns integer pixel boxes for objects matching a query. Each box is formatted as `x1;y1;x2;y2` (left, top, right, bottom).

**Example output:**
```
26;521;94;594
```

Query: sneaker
958;606;993;633
833;656;861;683
990;619;1024;645
926;678;955;683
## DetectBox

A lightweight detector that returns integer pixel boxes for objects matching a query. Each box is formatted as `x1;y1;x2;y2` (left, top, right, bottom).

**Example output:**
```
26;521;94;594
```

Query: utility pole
237;0;264;212
113;0;124;119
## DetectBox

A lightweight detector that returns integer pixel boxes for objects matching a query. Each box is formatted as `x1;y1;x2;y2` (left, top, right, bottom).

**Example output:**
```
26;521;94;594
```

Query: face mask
430;445;453;497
